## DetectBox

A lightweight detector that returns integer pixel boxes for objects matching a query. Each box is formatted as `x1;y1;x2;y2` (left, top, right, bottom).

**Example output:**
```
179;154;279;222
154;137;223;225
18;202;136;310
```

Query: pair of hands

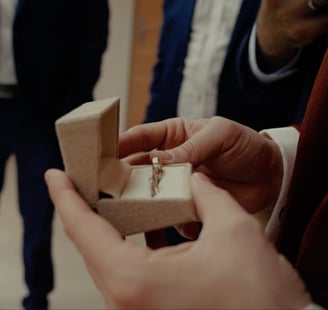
46;117;311;308
119;117;283;215
256;0;328;71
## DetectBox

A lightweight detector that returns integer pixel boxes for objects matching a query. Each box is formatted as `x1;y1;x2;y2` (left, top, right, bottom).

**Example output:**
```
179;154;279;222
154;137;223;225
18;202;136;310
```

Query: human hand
119;117;283;214
256;0;328;71
45;168;311;309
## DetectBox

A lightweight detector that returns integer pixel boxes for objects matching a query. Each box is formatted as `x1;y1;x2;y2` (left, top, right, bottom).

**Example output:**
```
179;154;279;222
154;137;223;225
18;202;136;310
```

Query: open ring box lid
55;97;197;236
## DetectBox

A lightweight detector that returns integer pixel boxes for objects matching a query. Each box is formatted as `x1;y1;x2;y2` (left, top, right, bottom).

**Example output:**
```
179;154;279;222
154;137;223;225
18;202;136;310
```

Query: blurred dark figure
0;0;109;309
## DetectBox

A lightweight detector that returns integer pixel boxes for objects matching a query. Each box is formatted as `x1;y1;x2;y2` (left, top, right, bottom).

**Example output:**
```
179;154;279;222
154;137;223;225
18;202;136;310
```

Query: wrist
256;39;299;73
256;26;298;72
256;7;299;72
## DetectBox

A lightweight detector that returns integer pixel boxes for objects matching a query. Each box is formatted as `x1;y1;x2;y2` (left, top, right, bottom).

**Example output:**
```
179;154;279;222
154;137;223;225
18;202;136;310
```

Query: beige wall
95;0;135;132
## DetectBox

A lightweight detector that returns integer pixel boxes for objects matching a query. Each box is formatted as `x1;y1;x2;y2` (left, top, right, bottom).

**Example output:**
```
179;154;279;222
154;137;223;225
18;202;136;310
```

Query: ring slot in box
55;97;197;236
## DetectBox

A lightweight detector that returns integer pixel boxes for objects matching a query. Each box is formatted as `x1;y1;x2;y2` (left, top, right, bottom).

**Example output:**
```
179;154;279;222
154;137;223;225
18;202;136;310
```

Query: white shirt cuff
260;127;299;242
303;303;325;310
248;24;301;83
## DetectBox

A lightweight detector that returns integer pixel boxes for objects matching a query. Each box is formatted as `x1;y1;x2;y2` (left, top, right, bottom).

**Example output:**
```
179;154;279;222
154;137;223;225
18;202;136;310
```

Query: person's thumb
190;172;251;234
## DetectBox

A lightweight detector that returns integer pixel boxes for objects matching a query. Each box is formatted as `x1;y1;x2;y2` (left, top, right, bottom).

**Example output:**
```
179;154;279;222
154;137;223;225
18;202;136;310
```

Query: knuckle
180;139;199;162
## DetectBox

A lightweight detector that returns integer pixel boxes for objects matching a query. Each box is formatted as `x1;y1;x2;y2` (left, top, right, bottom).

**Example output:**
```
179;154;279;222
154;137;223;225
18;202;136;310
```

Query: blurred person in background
144;0;328;245
0;0;109;309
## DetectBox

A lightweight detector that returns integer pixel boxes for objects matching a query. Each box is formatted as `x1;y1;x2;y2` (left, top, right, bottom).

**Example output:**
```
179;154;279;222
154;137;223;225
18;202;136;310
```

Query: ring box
55;97;197;236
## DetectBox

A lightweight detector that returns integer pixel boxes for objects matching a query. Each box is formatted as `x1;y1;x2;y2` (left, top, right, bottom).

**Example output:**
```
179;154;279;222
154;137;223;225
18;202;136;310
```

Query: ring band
149;157;164;197
152;157;163;178
307;0;318;10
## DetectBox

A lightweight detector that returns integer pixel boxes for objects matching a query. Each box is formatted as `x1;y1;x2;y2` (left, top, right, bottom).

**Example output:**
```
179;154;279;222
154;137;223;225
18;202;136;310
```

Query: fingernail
182;222;201;240
159;151;174;163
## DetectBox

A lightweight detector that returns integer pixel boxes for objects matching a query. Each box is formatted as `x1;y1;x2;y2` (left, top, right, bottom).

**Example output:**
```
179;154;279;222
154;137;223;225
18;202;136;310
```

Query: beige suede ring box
55;97;197;236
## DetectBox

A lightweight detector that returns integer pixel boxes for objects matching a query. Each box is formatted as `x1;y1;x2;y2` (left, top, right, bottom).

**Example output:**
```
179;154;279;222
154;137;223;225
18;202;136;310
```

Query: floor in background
0;155;145;310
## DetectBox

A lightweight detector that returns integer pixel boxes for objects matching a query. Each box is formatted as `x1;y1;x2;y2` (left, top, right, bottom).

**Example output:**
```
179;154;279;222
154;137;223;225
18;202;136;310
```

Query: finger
121;152;151;165
119;118;186;158
44;169;125;263
150;117;235;165
190;172;251;237
45;168;91;215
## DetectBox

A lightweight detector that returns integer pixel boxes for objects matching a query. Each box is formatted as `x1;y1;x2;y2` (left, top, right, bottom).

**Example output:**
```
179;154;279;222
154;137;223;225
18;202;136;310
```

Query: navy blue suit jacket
12;0;109;121
144;0;327;131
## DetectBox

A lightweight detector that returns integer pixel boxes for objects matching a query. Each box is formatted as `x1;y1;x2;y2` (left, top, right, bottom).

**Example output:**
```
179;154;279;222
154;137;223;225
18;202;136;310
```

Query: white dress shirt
177;1;301;119
177;0;242;118
0;0;17;84
261;127;325;310
260;127;299;242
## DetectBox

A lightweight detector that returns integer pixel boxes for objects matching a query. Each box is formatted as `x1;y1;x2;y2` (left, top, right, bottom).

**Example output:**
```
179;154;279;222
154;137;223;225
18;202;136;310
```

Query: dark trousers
0;98;63;310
